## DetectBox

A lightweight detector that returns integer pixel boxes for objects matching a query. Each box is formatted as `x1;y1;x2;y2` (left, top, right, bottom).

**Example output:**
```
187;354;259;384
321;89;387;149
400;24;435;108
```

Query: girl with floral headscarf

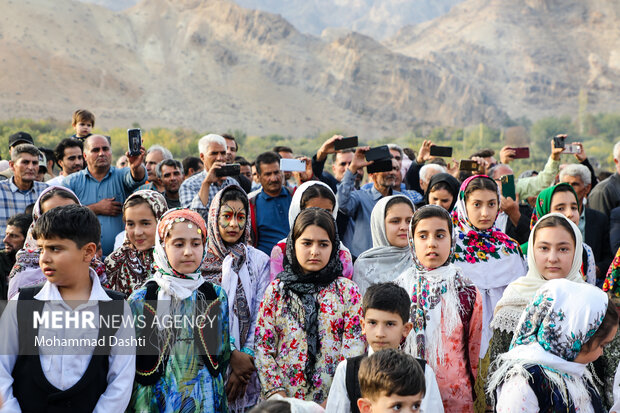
451;175;527;358
489;278;618;412
255;208;365;404
202;185;270;412
127;209;230;412
484;213;586;409
395;205;483;412
104;190;168;295
8;185;106;299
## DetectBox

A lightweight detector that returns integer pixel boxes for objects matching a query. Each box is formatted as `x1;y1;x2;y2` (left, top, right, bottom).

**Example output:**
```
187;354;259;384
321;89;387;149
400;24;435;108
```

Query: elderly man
64;135;146;255
179;134;237;215
337;147;402;258
139;145;173;192
0;132;35;181
560;163;611;278
0;144;47;249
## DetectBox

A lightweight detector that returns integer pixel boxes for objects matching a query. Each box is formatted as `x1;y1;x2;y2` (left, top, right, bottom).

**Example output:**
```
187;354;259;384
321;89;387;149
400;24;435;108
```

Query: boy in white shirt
325;282;443;413
0;205;135;412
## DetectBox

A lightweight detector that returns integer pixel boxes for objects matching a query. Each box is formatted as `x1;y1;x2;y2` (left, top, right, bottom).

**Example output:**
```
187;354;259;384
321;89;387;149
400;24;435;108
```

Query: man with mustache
46;138;85;186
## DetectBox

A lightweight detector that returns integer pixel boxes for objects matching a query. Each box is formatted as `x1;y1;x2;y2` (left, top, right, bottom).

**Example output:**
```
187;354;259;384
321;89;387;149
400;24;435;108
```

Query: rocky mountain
386;0;620;122
0;0;502;136
79;0;465;39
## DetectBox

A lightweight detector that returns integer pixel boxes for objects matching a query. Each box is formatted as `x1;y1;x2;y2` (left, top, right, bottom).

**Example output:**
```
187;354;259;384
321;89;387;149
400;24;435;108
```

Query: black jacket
584;207;612;275
505;204;533;245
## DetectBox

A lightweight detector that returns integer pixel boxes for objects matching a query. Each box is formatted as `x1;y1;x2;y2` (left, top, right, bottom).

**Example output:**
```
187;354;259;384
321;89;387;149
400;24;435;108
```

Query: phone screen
334;136;358;151
429;145;453;157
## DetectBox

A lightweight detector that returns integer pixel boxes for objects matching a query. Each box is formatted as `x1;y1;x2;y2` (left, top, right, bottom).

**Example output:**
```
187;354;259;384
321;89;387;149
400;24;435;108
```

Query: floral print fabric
254;277;365;404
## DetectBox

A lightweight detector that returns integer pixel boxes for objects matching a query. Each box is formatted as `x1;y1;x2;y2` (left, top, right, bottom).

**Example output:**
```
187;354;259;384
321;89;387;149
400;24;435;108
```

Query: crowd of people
0;108;619;412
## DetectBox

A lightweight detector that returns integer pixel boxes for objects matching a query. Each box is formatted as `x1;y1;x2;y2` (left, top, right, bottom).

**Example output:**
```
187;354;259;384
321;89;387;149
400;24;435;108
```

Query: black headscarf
424;172;460;211
277;208;343;380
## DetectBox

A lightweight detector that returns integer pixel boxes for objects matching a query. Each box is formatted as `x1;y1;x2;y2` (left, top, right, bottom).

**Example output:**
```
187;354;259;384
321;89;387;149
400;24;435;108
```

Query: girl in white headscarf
269;181;353;281
353;195;414;294
483;213;586;409
489;278;618;412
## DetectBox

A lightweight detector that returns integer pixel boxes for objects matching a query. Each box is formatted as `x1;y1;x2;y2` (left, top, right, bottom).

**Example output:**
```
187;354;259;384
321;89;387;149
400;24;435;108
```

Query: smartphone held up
127;129;142;156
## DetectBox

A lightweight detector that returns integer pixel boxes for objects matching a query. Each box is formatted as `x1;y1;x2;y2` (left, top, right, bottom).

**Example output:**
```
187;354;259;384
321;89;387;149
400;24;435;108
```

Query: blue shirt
337;170;400;257
63;166;146;255
0;178;48;249
253;188;292;255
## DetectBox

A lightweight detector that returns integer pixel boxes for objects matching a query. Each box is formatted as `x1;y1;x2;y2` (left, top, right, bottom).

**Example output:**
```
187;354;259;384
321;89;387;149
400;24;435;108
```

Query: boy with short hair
357;349;425;413
71;109;95;141
0;205;135;412
325;282;443;413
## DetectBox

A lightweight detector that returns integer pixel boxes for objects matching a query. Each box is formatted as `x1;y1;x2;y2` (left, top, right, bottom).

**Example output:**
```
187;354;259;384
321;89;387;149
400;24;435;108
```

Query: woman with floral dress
255;208;365;404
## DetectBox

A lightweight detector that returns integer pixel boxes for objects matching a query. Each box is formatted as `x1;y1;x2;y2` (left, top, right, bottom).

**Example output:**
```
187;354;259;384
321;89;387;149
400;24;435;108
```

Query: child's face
533;226;575;280
218;200;247;244
37;237;95;286
362;309;412;351
550;191;580;226
125;203;157;252
294;224;332;274
573;324;618;364
164;222;204;273
73;121;93;137
384;203;413;248
465;189;498;230
358;392;423;413
413;217;451;269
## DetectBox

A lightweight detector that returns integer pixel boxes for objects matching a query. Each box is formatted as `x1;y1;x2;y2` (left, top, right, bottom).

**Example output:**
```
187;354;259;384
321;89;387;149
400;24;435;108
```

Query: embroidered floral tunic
254;277;365;404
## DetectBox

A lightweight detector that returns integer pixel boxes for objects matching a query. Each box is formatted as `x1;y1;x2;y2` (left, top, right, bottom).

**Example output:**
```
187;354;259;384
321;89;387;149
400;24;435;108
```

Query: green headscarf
520;183;579;253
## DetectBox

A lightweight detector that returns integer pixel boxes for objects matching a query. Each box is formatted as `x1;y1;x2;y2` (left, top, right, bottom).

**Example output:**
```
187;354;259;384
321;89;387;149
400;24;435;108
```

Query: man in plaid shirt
179;134;236;217
0;144;47;249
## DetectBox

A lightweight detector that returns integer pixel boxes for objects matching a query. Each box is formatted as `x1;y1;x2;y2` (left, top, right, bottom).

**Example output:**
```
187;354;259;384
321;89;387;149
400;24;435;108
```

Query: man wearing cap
0;132;35;181
0;144;47;249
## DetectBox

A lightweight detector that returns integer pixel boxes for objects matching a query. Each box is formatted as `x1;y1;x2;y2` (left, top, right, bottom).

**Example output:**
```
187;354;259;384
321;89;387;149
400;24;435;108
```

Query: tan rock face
387;0;620;122
0;0;618;136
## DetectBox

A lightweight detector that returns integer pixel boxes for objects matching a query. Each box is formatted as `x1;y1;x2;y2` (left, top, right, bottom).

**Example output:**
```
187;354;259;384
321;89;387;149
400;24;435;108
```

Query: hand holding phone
127;129;142;157
508;147;530;159
215;163;241;177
